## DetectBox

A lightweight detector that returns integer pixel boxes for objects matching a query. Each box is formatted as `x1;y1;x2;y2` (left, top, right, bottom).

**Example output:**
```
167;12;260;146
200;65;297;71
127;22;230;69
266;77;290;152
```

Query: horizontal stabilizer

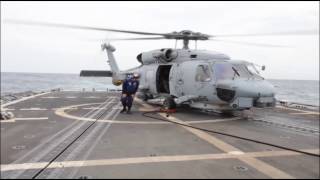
80;70;113;77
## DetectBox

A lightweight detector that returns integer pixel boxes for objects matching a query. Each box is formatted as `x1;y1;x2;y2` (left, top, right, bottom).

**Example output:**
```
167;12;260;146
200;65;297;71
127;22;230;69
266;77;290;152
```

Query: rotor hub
164;30;211;49
165;30;210;41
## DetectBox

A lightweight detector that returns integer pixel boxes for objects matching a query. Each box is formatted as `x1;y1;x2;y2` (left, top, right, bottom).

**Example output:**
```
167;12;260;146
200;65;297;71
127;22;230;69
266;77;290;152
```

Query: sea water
1;72;319;106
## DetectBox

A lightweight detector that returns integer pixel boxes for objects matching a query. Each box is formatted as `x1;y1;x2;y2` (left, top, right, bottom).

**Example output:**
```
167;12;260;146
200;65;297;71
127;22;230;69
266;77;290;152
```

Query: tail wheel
163;97;176;110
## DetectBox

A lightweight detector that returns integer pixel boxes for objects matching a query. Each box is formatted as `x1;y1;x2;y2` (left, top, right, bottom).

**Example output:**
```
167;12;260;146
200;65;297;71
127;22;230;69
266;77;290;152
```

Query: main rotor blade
210;39;291;48
83;37;166;43
212;30;319;38
103;37;166;41
4;19;166;36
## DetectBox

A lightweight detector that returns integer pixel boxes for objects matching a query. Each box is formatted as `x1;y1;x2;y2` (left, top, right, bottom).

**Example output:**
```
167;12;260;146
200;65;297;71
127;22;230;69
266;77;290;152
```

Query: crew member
120;73;140;114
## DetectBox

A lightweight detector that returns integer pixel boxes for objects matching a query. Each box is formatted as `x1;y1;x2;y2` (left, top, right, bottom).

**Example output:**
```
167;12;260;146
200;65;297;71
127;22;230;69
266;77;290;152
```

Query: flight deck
1;91;319;179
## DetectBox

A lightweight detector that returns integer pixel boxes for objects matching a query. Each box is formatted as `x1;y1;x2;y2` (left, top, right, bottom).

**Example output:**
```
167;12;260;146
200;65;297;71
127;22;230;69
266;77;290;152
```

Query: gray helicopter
101;39;274;114
5;20;317;113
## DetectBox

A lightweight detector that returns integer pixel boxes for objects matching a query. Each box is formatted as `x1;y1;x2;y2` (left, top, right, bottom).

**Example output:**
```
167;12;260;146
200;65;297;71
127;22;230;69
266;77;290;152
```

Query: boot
120;107;127;113
126;106;132;114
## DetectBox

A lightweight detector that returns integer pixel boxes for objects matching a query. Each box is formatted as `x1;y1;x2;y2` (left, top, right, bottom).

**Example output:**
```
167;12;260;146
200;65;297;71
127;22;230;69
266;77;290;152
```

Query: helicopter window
214;63;263;80
233;64;250;77
247;64;259;75
246;64;263;79
234;64;264;79
195;65;211;82
214;63;235;80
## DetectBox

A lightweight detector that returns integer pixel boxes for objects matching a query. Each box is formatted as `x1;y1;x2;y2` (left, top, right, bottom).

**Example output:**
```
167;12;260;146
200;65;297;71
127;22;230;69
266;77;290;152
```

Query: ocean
1;72;319;106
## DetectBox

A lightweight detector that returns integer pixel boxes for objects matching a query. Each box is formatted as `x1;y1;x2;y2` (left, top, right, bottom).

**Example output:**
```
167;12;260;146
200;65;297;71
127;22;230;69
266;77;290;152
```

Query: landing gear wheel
163;96;176;110
142;94;148;101
142;93;154;101
220;110;234;117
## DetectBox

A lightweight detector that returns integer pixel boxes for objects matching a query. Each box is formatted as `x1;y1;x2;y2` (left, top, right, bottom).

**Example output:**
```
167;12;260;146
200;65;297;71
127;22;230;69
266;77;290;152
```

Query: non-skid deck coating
1;91;319;179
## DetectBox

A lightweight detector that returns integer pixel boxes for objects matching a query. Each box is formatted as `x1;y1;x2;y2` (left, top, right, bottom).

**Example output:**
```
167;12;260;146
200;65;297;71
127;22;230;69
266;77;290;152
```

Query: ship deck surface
1;91;319;179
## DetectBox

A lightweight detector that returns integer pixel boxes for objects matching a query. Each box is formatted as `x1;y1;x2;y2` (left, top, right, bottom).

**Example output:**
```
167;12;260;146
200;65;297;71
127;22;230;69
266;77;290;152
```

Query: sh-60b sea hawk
100;41;274;114
5;19;317;114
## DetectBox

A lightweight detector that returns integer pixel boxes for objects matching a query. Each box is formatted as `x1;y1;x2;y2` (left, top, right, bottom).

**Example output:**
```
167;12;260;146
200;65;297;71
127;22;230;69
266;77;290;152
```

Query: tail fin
101;43;120;73
101;43;124;86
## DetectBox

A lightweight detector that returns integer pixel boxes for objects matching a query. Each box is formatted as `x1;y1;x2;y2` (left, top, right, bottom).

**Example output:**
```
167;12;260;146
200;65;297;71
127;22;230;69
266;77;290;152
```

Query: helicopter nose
217;80;275;97
216;80;276;108
237;80;275;97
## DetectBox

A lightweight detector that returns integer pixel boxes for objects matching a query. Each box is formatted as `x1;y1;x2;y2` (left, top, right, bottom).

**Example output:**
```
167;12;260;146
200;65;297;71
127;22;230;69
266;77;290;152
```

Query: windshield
213;62;263;80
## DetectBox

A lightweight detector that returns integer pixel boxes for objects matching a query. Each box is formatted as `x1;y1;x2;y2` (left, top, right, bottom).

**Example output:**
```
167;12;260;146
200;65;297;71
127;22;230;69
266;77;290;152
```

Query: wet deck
1;91;319;179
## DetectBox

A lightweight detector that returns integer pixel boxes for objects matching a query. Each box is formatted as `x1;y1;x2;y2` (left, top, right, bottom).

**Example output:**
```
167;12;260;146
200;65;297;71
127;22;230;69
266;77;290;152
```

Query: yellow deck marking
1;117;49;123
41;97;59;99
290;112;320;115
136;99;295;179
1;108;15;111
0;119;16;123
82;107;108;110
1;149;318;172
15;117;49;121
55;102;241;125
138;107;159;112
160;114;295;178
20;108;48;111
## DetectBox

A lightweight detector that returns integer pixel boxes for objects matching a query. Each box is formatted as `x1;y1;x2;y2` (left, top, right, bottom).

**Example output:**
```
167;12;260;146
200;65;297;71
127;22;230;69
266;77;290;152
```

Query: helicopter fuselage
103;44;276;112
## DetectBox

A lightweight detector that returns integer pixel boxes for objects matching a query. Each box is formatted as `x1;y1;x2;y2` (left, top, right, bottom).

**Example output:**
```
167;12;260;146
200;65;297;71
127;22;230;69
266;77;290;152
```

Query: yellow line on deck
55;102;241;125
136;99;296;179
290;112;320;115
1;149;318;172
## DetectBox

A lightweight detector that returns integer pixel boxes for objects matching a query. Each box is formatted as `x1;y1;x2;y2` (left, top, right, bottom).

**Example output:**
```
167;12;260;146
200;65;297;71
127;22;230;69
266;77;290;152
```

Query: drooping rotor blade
107;37;166;40
212;30;319;38
210;39;291;48
4;19;166;36
98;37;166;41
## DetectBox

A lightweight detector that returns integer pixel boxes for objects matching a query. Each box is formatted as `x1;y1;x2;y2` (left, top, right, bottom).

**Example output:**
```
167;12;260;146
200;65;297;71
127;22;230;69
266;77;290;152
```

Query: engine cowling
137;48;178;64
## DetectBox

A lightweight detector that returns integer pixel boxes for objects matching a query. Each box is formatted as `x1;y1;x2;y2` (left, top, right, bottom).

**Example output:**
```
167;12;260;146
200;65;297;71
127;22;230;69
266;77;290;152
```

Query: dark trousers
121;94;133;110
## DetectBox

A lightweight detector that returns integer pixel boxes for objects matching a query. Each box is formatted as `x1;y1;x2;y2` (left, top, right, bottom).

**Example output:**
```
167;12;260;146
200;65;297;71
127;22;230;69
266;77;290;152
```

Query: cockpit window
213;62;263;80
233;64;250;77
195;64;211;82
214;63;235;80
246;64;261;77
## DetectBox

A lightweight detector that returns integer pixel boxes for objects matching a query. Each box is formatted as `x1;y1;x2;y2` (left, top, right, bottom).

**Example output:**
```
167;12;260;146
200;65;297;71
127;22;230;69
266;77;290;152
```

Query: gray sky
1;1;319;80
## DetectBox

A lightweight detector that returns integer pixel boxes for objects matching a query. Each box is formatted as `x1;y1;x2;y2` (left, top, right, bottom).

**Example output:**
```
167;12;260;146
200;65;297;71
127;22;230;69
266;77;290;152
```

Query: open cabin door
156;65;172;94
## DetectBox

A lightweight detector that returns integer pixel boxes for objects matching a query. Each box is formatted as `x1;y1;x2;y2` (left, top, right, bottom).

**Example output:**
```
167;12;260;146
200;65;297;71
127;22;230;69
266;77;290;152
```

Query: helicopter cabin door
156;65;172;94
169;63;184;97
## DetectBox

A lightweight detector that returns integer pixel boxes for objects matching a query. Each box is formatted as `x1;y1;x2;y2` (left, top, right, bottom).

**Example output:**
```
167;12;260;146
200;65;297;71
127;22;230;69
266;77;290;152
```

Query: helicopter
100;40;275;114
4;19;318;114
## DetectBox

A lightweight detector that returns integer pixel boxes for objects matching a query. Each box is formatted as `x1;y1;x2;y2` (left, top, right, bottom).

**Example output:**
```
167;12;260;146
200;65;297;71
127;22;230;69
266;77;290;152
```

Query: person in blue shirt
120;73;140;114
